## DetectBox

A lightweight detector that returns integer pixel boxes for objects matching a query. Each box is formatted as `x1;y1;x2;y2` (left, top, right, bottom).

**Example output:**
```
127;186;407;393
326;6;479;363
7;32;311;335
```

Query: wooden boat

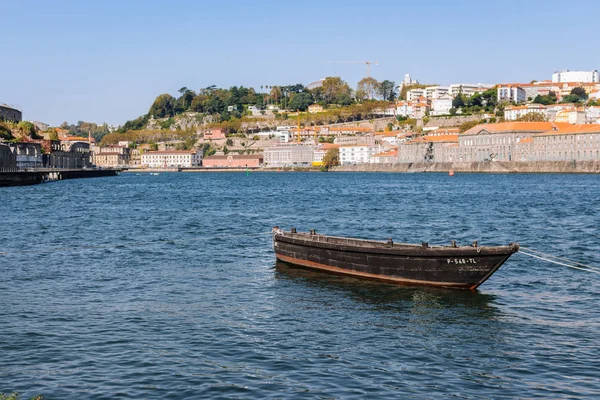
272;227;519;289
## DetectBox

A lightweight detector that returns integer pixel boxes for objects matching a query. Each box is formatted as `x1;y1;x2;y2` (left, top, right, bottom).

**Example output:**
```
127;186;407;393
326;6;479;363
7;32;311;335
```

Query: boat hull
273;232;517;289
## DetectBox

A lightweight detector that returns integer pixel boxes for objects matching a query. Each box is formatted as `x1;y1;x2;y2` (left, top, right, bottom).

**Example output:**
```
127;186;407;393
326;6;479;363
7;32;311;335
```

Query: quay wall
331;161;600;174
0;172;43;186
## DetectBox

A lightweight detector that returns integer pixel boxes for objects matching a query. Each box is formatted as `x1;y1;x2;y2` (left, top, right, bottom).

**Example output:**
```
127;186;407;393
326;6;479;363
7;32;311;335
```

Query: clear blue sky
3;0;599;126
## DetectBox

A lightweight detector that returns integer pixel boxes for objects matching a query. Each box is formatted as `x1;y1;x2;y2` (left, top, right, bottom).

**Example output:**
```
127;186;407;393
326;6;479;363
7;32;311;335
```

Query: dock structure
0;168;120;187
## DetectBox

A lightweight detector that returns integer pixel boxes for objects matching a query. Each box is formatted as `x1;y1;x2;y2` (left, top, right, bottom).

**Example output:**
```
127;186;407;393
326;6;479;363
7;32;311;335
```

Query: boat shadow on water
274;260;502;320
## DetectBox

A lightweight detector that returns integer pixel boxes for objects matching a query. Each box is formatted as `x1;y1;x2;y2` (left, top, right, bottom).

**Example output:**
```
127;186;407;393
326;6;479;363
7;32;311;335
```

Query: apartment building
141;150;202;168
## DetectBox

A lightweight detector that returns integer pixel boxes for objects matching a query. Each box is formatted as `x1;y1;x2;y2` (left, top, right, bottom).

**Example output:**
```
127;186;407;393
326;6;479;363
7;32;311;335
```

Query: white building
141;150;202;168
425;86;449;100
369;148;398;163
406;88;426;102
552;70;599;83
497;85;527;103
555;109;586;125
263;145;314;167
586;106;600;123
504;104;547;121
431;94;453;116
339;145;379;165
396;102;413;117
449;83;495;97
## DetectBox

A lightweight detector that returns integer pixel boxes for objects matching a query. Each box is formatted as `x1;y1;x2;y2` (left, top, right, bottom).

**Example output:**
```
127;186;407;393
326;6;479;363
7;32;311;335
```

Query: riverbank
331;161;600;174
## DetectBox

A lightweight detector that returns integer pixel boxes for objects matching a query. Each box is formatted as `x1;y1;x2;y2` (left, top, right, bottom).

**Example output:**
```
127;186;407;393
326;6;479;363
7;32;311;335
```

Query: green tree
356;77;380;101
533;91;557;105
322;148;339;169
452;94;466;109
570;86;588;100
287;92;313;111
320;77;352;104
378;80;397;101
148;94;176;118
17;121;37;139
48;128;59;141
459;120;480;133
516;112;547;122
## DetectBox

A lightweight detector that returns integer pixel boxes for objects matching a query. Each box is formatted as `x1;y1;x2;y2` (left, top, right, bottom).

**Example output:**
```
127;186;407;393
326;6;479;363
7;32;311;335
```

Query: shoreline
123;161;600;174
330;161;600;174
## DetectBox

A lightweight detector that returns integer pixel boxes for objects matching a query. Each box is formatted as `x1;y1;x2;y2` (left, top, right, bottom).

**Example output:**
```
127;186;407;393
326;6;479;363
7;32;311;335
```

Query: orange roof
536;124;600;136
144;150;197;155
372;149;398;157
518;137;534;144
321;143;340;149
374;131;398;137
327;126;371;132
430;128;460;134
505;104;547;110
407;134;459;144
62;136;95;142
463;122;571;135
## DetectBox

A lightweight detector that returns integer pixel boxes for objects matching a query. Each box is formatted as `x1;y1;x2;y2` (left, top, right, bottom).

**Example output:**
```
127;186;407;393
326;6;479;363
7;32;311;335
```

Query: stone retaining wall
331;161;600;174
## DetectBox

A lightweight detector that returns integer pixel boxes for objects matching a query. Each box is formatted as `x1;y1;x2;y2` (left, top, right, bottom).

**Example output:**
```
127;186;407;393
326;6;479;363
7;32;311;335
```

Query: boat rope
519;248;599;275
0;232;273;256
520;246;599;271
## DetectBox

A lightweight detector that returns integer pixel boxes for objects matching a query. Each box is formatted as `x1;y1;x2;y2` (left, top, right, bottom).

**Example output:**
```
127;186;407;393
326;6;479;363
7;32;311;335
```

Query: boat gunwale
274;232;518;257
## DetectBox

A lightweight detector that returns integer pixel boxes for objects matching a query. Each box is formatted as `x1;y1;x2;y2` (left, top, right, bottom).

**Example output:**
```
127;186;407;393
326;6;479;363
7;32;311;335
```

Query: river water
1;172;598;398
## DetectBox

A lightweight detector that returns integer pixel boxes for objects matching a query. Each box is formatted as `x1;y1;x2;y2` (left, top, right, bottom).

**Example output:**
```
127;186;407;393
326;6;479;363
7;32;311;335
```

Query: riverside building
263;145;314;167
531;124;600;161
458;122;568;162
141;150;202;168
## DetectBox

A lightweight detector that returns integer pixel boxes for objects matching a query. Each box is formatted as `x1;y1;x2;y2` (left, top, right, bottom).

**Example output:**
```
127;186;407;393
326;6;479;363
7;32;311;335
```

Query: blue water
1;172;599;398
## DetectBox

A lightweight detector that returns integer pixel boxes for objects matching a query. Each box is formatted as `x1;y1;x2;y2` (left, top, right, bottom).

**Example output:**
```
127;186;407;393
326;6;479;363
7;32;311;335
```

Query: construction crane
327;61;380;78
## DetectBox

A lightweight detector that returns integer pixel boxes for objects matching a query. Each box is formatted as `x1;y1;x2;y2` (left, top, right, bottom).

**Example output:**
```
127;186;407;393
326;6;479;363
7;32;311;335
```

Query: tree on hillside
452;94;466;109
270;86;282;105
533;91;557;105
177;88;195;111
459;120;481;133
516;112;547;122
288;92;313;111
378;80;397;101
149;94;176;118
320;77;352;105
17;121;38;139
356;77;380;101
570;86;588;100
48;128;59;141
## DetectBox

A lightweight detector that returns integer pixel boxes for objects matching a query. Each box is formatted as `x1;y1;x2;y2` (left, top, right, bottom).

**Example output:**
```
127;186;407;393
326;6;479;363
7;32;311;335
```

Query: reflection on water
274;260;501;319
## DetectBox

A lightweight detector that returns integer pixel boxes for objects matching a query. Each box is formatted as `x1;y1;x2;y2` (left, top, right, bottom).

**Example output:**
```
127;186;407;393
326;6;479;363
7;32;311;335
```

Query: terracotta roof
372;149;398;157
430;128;460;134
326;126;372;132
95;152;123;156
463;122;571;135
505;104;547;110
518;137;534;144
374;132;399;137
61;136;93;142
320;143;340;149
536;124;600;136
406;134;459;144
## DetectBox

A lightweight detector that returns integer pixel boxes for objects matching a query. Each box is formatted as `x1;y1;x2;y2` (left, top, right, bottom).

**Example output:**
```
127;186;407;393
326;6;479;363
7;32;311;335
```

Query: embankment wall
331;161;600;174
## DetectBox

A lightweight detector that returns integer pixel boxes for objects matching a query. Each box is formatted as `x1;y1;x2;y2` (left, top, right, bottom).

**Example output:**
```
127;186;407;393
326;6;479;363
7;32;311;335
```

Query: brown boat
272;227;519;289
